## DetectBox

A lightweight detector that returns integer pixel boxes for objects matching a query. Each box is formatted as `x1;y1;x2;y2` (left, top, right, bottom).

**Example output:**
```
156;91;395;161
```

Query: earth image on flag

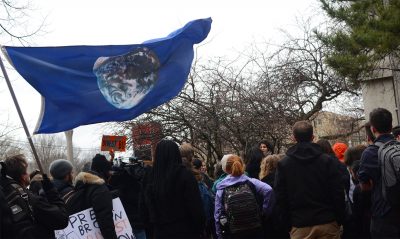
93;47;160;109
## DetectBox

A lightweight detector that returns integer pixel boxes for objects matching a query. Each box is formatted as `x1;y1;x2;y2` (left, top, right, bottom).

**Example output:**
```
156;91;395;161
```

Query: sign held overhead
101;135;127;152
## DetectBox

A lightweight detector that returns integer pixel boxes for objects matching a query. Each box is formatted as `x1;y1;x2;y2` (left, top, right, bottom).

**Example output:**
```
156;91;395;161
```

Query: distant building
312;111;366;146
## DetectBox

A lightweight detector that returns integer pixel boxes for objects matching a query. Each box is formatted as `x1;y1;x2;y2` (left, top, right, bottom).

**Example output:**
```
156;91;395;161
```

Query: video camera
111;156;145;181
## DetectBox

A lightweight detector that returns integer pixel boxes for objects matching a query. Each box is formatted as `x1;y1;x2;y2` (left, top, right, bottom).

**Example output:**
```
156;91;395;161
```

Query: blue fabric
3;18;212;133
198;181;214;221
358;134;394;218
212;173;227;193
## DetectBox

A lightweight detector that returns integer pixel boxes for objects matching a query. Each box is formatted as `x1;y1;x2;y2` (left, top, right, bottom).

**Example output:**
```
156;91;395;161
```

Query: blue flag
3;18;212;134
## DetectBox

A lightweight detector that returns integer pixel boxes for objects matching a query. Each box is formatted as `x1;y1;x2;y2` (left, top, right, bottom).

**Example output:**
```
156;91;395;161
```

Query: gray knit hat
49;159;73;180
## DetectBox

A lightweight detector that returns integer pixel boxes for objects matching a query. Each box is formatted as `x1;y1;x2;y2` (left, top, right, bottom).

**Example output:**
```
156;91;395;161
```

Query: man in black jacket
2;154;69;239
275;121;345;239
49;159;74;198
65;154;118;239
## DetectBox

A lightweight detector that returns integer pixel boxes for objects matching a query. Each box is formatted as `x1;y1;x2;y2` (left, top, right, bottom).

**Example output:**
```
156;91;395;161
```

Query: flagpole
0;54;44;173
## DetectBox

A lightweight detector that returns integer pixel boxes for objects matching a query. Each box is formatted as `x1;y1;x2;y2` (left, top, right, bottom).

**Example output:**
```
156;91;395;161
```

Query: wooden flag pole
0;53;44;173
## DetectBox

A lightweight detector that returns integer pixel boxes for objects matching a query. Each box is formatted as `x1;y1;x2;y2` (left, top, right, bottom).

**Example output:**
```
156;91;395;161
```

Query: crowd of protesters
1;107;400;239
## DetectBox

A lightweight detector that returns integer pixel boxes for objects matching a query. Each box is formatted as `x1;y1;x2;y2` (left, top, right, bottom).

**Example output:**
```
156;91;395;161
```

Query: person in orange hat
332;142;348;163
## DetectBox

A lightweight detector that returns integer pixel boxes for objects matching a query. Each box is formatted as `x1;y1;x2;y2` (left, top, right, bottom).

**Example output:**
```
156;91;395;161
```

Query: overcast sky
0;0;321;152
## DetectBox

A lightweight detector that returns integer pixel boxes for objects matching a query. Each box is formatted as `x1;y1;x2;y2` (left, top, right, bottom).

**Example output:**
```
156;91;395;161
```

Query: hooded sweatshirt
214;174;274;239
274;142;345;228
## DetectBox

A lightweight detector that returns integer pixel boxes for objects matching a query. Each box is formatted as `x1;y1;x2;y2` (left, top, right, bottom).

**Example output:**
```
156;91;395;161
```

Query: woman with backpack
214;155;274;239
141;140;205;238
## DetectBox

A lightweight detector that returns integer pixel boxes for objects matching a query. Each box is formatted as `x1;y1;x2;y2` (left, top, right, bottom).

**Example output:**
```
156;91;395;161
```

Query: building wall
362;76;398;124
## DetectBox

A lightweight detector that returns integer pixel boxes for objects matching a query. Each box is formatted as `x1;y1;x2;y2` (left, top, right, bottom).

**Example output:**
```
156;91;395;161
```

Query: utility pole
65;130;74;161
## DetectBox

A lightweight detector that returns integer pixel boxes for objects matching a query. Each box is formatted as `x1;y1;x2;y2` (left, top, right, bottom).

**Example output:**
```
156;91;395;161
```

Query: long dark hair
245;146;264;178
316;139;335;157
152;140;183;196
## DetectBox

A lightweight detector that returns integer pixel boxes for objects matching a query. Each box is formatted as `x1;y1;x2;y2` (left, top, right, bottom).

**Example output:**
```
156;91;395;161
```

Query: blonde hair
179;142;194;163
225;155;245;177
259;154;284;180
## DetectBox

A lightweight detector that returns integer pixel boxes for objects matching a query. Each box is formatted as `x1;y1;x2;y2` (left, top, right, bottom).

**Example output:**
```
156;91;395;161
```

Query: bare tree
0;116;23;157
0;0;45;45
29;134;67;173
111;18;361;175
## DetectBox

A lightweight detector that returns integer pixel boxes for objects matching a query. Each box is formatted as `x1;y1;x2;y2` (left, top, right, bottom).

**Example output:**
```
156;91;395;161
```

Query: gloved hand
41;173;54;192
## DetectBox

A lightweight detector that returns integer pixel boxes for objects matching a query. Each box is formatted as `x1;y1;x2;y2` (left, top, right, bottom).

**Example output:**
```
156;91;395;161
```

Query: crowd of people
1;106;400;239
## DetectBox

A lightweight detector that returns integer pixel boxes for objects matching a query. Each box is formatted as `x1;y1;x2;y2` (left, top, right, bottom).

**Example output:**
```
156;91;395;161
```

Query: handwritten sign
101;135;127;152
55;198;135;239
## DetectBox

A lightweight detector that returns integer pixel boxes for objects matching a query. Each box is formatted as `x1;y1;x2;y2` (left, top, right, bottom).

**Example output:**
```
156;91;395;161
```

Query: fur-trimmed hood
74;171;105;186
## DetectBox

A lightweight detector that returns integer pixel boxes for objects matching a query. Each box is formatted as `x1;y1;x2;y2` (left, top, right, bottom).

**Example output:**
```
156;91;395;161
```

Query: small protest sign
101;135;127;152
55;198;135;239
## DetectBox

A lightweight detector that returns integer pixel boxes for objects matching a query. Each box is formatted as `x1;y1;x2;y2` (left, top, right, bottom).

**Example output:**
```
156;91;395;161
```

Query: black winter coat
109;169;144;230
275;142;345;229
141;165;205;238
65;172;118;239
1;176;69;239
261;171;276;188
29;186;69;239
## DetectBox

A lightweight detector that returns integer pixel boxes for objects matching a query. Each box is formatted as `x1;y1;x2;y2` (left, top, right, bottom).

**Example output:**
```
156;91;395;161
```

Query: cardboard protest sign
55;198;135;239
101;135;127;152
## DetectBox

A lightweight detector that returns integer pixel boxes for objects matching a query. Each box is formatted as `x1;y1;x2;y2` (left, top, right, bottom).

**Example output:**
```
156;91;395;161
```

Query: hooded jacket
65;171;117;239
274;142;345;228
214;174;274;239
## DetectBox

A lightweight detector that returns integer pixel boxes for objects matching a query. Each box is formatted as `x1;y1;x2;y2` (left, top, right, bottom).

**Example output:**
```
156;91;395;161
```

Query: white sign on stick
55;197;135;239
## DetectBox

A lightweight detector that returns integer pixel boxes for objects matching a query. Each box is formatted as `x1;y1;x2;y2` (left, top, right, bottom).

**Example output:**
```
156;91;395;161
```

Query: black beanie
91;154;111;175
192;159;202;170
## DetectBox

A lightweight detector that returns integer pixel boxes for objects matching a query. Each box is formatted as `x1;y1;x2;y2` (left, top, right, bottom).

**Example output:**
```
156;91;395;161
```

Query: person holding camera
109;156;147;239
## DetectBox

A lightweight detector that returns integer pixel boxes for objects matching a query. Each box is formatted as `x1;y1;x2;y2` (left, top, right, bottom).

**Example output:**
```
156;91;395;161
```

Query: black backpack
1;182;14;239
222;181;262;234
375;140;400;208
0;162;35;239
2;178;35;236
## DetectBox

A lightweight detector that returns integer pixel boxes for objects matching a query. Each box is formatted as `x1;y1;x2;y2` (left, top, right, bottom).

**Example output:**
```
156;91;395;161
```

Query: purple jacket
214;174;274;238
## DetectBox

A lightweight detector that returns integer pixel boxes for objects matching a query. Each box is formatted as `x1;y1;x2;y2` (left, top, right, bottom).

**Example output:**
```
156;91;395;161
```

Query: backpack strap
62;189;76;204
245;180;263;211
374;141;385;148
